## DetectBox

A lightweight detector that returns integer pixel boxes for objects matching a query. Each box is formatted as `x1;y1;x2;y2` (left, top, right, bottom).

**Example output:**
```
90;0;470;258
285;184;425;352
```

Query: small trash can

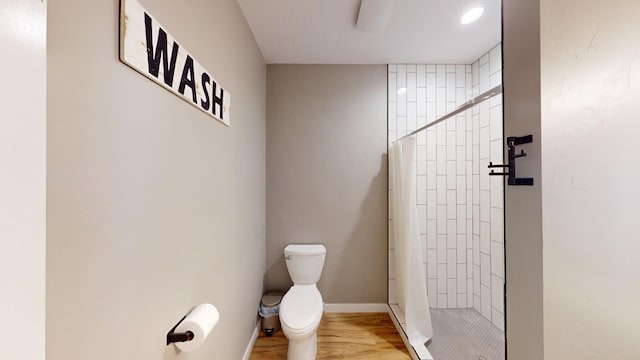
259;291;284;336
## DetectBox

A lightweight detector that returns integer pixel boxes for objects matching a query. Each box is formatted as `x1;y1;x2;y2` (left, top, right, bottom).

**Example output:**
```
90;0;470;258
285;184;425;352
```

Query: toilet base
287;333;317;360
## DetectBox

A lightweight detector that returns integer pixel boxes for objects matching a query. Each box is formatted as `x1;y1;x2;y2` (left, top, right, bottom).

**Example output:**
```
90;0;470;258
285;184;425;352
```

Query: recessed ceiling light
397;87;407;95
460;6;484;25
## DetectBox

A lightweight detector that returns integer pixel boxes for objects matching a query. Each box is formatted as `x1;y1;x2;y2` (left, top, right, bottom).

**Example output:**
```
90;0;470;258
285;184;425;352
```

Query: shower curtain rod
396;84;503;142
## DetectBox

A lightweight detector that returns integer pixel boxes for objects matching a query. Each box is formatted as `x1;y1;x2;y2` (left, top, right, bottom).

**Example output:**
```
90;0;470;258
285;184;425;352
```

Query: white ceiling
237;0;501;64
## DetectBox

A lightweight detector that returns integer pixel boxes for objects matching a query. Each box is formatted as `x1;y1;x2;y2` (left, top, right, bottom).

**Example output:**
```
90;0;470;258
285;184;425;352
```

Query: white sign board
119;0;230;126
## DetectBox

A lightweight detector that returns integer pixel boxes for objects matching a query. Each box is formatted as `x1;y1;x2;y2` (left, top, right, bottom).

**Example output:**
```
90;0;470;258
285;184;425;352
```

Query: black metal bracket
488;135;534;186
166;315;195;346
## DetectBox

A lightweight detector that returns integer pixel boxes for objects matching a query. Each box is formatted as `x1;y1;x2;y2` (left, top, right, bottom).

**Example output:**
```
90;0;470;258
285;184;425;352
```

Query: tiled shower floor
428;308;505;360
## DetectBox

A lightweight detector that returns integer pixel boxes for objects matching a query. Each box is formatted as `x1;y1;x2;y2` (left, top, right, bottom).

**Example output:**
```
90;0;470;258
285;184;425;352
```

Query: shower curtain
389;136;433;349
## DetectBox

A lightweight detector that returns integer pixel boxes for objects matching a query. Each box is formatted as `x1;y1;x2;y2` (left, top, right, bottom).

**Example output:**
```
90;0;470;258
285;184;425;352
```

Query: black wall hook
166;315;195;346
488;135;534;186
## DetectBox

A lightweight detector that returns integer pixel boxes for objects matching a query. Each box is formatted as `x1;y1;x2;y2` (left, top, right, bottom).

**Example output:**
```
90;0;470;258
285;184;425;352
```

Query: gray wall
266;65;388;303
46;1;266;359
503;0;544;358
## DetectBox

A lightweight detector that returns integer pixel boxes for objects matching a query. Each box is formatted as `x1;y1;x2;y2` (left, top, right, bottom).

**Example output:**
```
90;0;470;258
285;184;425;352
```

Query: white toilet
279;244;326;360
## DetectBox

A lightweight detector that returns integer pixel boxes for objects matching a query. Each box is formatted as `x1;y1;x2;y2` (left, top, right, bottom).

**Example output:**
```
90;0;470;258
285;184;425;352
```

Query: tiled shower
388;44;505;331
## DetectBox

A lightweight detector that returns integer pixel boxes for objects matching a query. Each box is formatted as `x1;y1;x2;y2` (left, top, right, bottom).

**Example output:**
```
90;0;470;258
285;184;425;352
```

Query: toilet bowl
279;244;326;360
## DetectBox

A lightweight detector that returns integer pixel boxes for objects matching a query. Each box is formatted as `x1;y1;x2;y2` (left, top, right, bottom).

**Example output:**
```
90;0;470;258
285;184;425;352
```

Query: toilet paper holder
166;315;194;345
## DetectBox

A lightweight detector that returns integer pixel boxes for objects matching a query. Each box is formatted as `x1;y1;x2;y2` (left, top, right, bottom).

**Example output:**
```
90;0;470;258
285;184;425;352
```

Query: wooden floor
250;312;411;360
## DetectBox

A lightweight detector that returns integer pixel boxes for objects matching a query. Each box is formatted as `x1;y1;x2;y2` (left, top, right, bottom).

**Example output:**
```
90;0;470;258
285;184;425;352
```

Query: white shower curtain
390;136;433;351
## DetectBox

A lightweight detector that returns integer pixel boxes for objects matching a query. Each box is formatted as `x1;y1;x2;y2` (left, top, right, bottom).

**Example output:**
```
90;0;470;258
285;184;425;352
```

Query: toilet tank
284;244;326;285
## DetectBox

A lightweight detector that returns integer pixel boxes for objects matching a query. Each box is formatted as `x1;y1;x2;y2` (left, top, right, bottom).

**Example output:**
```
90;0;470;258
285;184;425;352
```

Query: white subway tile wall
388;44;504;331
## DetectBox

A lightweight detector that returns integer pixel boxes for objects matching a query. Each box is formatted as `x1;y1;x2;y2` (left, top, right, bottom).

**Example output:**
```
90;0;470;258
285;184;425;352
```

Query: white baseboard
323;303;389;313
241;319;260;360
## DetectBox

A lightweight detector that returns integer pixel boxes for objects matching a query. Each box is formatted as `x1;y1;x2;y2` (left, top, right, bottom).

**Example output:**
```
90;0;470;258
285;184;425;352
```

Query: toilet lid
280;286;323;333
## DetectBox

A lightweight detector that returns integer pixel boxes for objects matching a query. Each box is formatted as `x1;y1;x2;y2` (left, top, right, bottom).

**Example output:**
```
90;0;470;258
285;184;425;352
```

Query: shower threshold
388;304;434;360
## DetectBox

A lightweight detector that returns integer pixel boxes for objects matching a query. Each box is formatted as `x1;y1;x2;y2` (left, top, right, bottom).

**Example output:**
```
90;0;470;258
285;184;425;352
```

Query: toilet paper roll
174;303;220;351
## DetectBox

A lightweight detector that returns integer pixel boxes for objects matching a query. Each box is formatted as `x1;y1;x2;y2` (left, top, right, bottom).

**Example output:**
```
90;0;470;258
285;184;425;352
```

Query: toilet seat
280;285;323;335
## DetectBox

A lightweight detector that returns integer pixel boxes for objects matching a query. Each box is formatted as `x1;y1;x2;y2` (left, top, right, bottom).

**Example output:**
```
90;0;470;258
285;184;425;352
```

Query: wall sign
119;0;231;126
